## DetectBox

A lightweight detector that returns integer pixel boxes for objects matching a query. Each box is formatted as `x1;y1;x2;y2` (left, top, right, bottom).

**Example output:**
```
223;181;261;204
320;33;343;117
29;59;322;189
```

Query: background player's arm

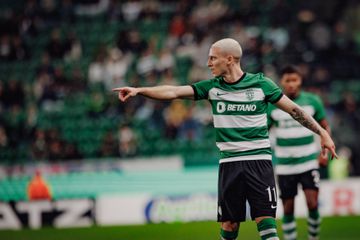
112;85;194;102
274;95;338;159
267;110;274;130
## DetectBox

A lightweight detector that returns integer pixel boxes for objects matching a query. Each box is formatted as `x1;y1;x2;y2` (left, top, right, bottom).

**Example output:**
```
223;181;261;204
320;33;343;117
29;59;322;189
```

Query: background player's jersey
268;91;326;175
192;72;283;163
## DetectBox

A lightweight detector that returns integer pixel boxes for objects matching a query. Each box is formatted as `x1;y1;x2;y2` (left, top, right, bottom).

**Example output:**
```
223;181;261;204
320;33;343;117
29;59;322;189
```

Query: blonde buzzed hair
212;38;243;60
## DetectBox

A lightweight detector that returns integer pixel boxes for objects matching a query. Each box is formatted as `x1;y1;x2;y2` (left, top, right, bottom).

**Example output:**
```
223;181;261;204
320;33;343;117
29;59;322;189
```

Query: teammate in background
27;170;52;200
268;65;331;240
113;39;337;240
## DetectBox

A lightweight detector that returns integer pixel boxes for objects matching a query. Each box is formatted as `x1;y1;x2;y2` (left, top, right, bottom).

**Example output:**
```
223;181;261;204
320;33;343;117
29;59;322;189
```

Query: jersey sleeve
191;78;214;100
312;95;326;121
262;77;283;104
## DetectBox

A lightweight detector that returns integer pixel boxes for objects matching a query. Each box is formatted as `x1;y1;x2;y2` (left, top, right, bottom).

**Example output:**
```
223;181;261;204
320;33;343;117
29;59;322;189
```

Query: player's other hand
318;149;329;167
112;87;139;102
320;131;338;160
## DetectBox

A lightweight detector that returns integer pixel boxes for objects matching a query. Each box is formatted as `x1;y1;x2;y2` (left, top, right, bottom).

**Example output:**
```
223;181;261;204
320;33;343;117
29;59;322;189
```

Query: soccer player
268;65;331;240
113;38;337;240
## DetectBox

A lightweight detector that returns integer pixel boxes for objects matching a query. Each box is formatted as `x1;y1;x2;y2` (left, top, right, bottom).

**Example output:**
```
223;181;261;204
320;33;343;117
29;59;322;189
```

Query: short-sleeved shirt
192;72;283;163
268;91;326;175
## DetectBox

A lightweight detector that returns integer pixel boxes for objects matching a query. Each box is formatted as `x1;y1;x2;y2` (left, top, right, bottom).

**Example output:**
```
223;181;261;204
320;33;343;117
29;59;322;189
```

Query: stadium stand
1;0;360;179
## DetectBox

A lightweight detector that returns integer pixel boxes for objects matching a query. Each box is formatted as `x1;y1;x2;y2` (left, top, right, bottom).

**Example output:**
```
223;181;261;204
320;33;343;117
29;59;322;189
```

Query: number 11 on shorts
266;186;277;208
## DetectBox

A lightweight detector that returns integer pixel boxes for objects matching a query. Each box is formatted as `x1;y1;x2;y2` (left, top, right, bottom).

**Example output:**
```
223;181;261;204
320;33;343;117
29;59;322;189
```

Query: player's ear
227;55;233;64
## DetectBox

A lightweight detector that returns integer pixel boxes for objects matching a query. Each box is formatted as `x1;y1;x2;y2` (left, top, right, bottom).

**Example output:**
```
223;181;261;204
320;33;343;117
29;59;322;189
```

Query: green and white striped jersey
268;91;326;175
192;72;283;163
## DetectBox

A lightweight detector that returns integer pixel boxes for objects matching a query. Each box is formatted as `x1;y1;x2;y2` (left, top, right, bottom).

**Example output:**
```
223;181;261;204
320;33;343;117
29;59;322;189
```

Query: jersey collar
222;73;247;85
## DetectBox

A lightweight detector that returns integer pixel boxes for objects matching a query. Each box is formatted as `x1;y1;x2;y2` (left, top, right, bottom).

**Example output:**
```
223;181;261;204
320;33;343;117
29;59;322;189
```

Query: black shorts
277;169;320;199
217;160;277;222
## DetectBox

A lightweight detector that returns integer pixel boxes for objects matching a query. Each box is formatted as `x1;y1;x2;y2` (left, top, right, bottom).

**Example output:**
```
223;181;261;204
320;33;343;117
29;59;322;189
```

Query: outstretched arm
112;85;195;102
274;95;338;159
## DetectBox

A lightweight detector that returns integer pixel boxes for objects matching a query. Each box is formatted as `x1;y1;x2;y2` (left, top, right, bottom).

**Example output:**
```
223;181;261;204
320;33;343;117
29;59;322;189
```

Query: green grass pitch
1;216;359;240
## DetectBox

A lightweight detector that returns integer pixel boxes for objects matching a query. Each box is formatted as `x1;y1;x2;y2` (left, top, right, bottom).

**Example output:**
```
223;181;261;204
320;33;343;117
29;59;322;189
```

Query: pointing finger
112;88;123;92
120;92;132;102
330;146;338;160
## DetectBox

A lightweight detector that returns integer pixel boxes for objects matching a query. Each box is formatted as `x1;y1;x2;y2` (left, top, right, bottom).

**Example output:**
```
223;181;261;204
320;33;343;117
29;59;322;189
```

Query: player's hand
320;131;338;160
112;87;139;102
318;149;329;167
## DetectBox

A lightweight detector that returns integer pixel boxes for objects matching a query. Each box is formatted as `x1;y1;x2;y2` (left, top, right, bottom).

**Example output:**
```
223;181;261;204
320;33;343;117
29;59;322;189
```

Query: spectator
48;139;65;161
117;29;147;55
310;65;331;90
308;21;332;51
118;124;137;157
156;48;175;74
105;47;131;91
64;143;83;160
88;46;110;85
23;0;39;19
178;105;202;142
229;21;251;51
143;71;157;86
0;125;9;148
19;15;40;38
36;53;55;77
192;102;213;126
75;0;110;16
69;66;86;93
46;29;65;59
264;26;289;52
139;1;159;21
33;71;58;109
188;61;211;84
0;81;5;112
260;40;278;66
87;90;107;118
11;35;30;60
31;129;48;160
136;46;157;76
0;35;13;61
169;14;186;38
163;100;187;139
4;105;25;146
53;66;69;97
24;103;38;140
63;31;82;62
39;0;59;27
60;0;75;23
106;0;124;22
121;0;143;22
3;79;25;108
159;69;178;86
99;131;118;157
27;170;52;200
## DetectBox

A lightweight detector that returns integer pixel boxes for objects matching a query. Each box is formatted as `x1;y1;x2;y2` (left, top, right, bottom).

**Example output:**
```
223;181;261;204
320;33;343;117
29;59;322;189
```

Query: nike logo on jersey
271;204;277;209
216;92;228;96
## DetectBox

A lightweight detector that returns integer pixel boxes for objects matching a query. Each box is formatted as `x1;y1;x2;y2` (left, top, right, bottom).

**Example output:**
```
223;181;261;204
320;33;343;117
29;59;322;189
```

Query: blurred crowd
1;0;360;176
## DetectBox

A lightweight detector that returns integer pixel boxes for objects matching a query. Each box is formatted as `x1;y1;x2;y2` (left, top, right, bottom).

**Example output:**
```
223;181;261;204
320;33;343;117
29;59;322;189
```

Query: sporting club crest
245;89;254;101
